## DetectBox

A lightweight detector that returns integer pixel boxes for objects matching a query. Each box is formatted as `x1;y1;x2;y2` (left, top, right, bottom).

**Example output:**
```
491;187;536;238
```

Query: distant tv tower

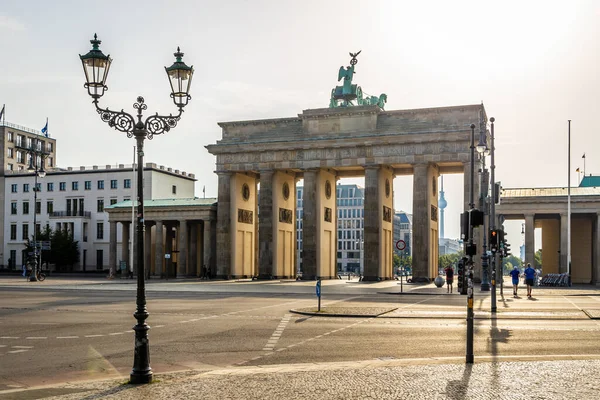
438;176;447;238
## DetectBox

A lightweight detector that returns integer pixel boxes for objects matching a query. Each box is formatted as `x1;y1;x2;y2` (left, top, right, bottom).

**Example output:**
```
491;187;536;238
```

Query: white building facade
3;163;195;271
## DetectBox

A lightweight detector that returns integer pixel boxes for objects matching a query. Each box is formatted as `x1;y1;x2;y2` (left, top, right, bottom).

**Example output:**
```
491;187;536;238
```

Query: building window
85;181;91;190
124;179;131;189
11;202;17;215
10;224;17;240
97;199;104;212
11;184;17;193
22;223;29;240
98;180;104;190
16;150;23;163
110;198;118;205
47;142;53;152
26;137;32;148
110;180;117;189
97;222;104;239
172;185;177;194
47;201;53;214
23;201;29;215
34;183;41;192
7;148;13;158
59;182;66;191
72;181;79;191
8;131;13;142
47;182;54;191
7;163;13;171
23;183;29;193
48;157;53;167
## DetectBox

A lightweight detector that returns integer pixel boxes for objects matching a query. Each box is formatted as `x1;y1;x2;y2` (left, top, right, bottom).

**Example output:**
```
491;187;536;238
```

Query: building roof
579;175;600;188
502;187;600;197
106;198;217;209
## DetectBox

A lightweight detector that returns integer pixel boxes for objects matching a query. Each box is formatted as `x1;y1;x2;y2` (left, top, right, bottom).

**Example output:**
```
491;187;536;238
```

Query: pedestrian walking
444;265;454;293
510;266;520;298
524;263;536;298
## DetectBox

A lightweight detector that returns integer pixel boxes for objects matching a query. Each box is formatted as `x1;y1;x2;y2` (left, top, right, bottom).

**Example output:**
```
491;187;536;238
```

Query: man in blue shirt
509;266;520;298
524;263;536;298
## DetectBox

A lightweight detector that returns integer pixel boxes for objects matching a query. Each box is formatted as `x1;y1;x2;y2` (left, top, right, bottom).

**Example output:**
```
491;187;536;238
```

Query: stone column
216;172;231;278
109;221;117;276
301;169;317;279
559;213;568;274
525;214;535;268
145;222;152;277
165;224;173;278
203;220;212;276
155;221;164;277
412;164;430;282
363;166;380;281
594;214;600;285
258;170;274;279
121;222;130;274
190;223;198;276
178;220;187;276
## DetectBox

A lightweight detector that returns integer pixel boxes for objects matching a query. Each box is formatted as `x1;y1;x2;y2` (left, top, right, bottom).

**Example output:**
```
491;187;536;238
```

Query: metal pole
30;171;38;282
490;117;497;312
130;122;152;384
567;120;571;285
466;123;475;364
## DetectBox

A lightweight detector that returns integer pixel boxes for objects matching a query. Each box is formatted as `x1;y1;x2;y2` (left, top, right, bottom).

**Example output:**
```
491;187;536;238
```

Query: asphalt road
1;283;600;393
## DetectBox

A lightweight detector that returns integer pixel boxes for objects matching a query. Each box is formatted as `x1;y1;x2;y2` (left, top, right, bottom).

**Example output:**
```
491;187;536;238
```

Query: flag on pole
41;118;48;137
582;153;586;159
0;104;5;121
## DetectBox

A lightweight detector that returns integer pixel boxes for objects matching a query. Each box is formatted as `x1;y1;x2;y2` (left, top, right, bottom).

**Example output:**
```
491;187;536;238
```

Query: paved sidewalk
3;357;598;399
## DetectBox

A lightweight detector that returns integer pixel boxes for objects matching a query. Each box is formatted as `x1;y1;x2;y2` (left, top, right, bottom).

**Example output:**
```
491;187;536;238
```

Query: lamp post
79;34;193;385
466;123;476;364
26;142;47;282
476;124;490;291
489;117;497;312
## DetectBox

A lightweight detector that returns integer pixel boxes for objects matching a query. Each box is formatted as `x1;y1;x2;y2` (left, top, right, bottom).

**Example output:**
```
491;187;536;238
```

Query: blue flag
41;118;48;137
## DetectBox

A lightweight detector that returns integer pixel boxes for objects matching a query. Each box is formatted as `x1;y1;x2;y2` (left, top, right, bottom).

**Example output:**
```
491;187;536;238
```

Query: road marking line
25;337;46;340
84;335;104;338
7;349;28;354
262;313;292;351
11;346;33;349
563;296;583;310
108;332;124;336
153;325;165;328
0;345;6;348
0;337;19;339
56;336;79;339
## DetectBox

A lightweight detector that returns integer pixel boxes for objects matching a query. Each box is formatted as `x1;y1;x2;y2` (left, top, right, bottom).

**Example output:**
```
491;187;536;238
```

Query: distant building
393;211;412;258
3;163;196;270
439;237;462;255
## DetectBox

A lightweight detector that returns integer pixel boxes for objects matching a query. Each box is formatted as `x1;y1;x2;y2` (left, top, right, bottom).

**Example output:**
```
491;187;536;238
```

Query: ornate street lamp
476;127;490;291
79;34;193;385
26;142;47;282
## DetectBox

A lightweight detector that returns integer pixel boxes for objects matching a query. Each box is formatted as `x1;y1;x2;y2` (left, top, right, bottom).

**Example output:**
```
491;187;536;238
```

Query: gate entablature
207;104;483;176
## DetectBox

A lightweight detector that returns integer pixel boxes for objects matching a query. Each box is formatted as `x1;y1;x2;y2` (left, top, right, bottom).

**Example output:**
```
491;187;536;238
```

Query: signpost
316;279;322;312
396;240;406;293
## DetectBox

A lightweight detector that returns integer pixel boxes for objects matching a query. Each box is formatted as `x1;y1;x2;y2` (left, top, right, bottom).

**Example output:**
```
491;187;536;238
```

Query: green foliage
534;249;542;268
24;226;80;272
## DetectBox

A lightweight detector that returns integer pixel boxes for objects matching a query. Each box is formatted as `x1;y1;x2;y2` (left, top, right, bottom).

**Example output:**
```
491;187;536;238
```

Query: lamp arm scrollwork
144;109;183;140
94;100;136;138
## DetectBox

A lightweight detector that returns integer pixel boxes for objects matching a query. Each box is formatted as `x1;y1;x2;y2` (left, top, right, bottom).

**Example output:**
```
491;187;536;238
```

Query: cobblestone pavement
20;358;599;400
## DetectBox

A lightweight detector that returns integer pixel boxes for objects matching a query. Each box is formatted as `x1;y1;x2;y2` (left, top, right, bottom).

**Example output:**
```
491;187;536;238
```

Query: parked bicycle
24;268;46;282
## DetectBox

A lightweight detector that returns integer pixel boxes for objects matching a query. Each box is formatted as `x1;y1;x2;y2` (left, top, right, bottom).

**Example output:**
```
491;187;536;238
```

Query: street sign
315;280;321;297
396;240;406;251
164;254;171;259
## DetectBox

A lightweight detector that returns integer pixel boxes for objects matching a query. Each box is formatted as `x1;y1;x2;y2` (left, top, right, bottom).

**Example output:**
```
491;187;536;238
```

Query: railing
50;211;91;218
0;120;45;136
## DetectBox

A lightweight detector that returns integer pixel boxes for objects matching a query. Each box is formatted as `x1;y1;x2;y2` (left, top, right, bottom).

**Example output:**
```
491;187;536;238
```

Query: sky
1;0;599;250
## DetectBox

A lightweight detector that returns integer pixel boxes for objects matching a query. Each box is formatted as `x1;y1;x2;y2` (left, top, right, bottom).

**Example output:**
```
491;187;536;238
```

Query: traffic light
490;229;498;251
494;182;501;204
457;258;467;295
504;242;511;257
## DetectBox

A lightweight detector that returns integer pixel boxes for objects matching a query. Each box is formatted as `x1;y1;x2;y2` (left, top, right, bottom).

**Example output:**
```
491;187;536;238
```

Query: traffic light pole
466;123;476;364
489;117;497;313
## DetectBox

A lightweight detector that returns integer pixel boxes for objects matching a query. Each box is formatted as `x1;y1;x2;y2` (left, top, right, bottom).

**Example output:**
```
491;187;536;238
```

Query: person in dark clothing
510;266;521;298
444;266;454;293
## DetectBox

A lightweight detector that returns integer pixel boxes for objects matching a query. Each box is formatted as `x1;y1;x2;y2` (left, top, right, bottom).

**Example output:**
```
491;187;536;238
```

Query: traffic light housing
457;258;467;295
490;229;498;252
504;242;511;257
494;182;501;204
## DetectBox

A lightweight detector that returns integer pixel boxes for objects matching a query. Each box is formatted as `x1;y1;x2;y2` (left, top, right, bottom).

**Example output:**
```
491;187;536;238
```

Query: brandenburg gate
206;53;485;281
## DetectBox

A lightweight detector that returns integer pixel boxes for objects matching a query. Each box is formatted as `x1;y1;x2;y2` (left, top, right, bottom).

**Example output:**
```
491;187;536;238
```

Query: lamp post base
129;371;153;384
480;283;490;291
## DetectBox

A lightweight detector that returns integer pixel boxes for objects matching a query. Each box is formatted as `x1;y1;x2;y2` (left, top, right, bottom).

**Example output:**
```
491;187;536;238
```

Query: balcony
50;211;91;219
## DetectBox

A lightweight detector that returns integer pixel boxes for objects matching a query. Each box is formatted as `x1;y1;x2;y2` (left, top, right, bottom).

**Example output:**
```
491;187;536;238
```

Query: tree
24;227;80;272
502;255;522;274
534;249;542;268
